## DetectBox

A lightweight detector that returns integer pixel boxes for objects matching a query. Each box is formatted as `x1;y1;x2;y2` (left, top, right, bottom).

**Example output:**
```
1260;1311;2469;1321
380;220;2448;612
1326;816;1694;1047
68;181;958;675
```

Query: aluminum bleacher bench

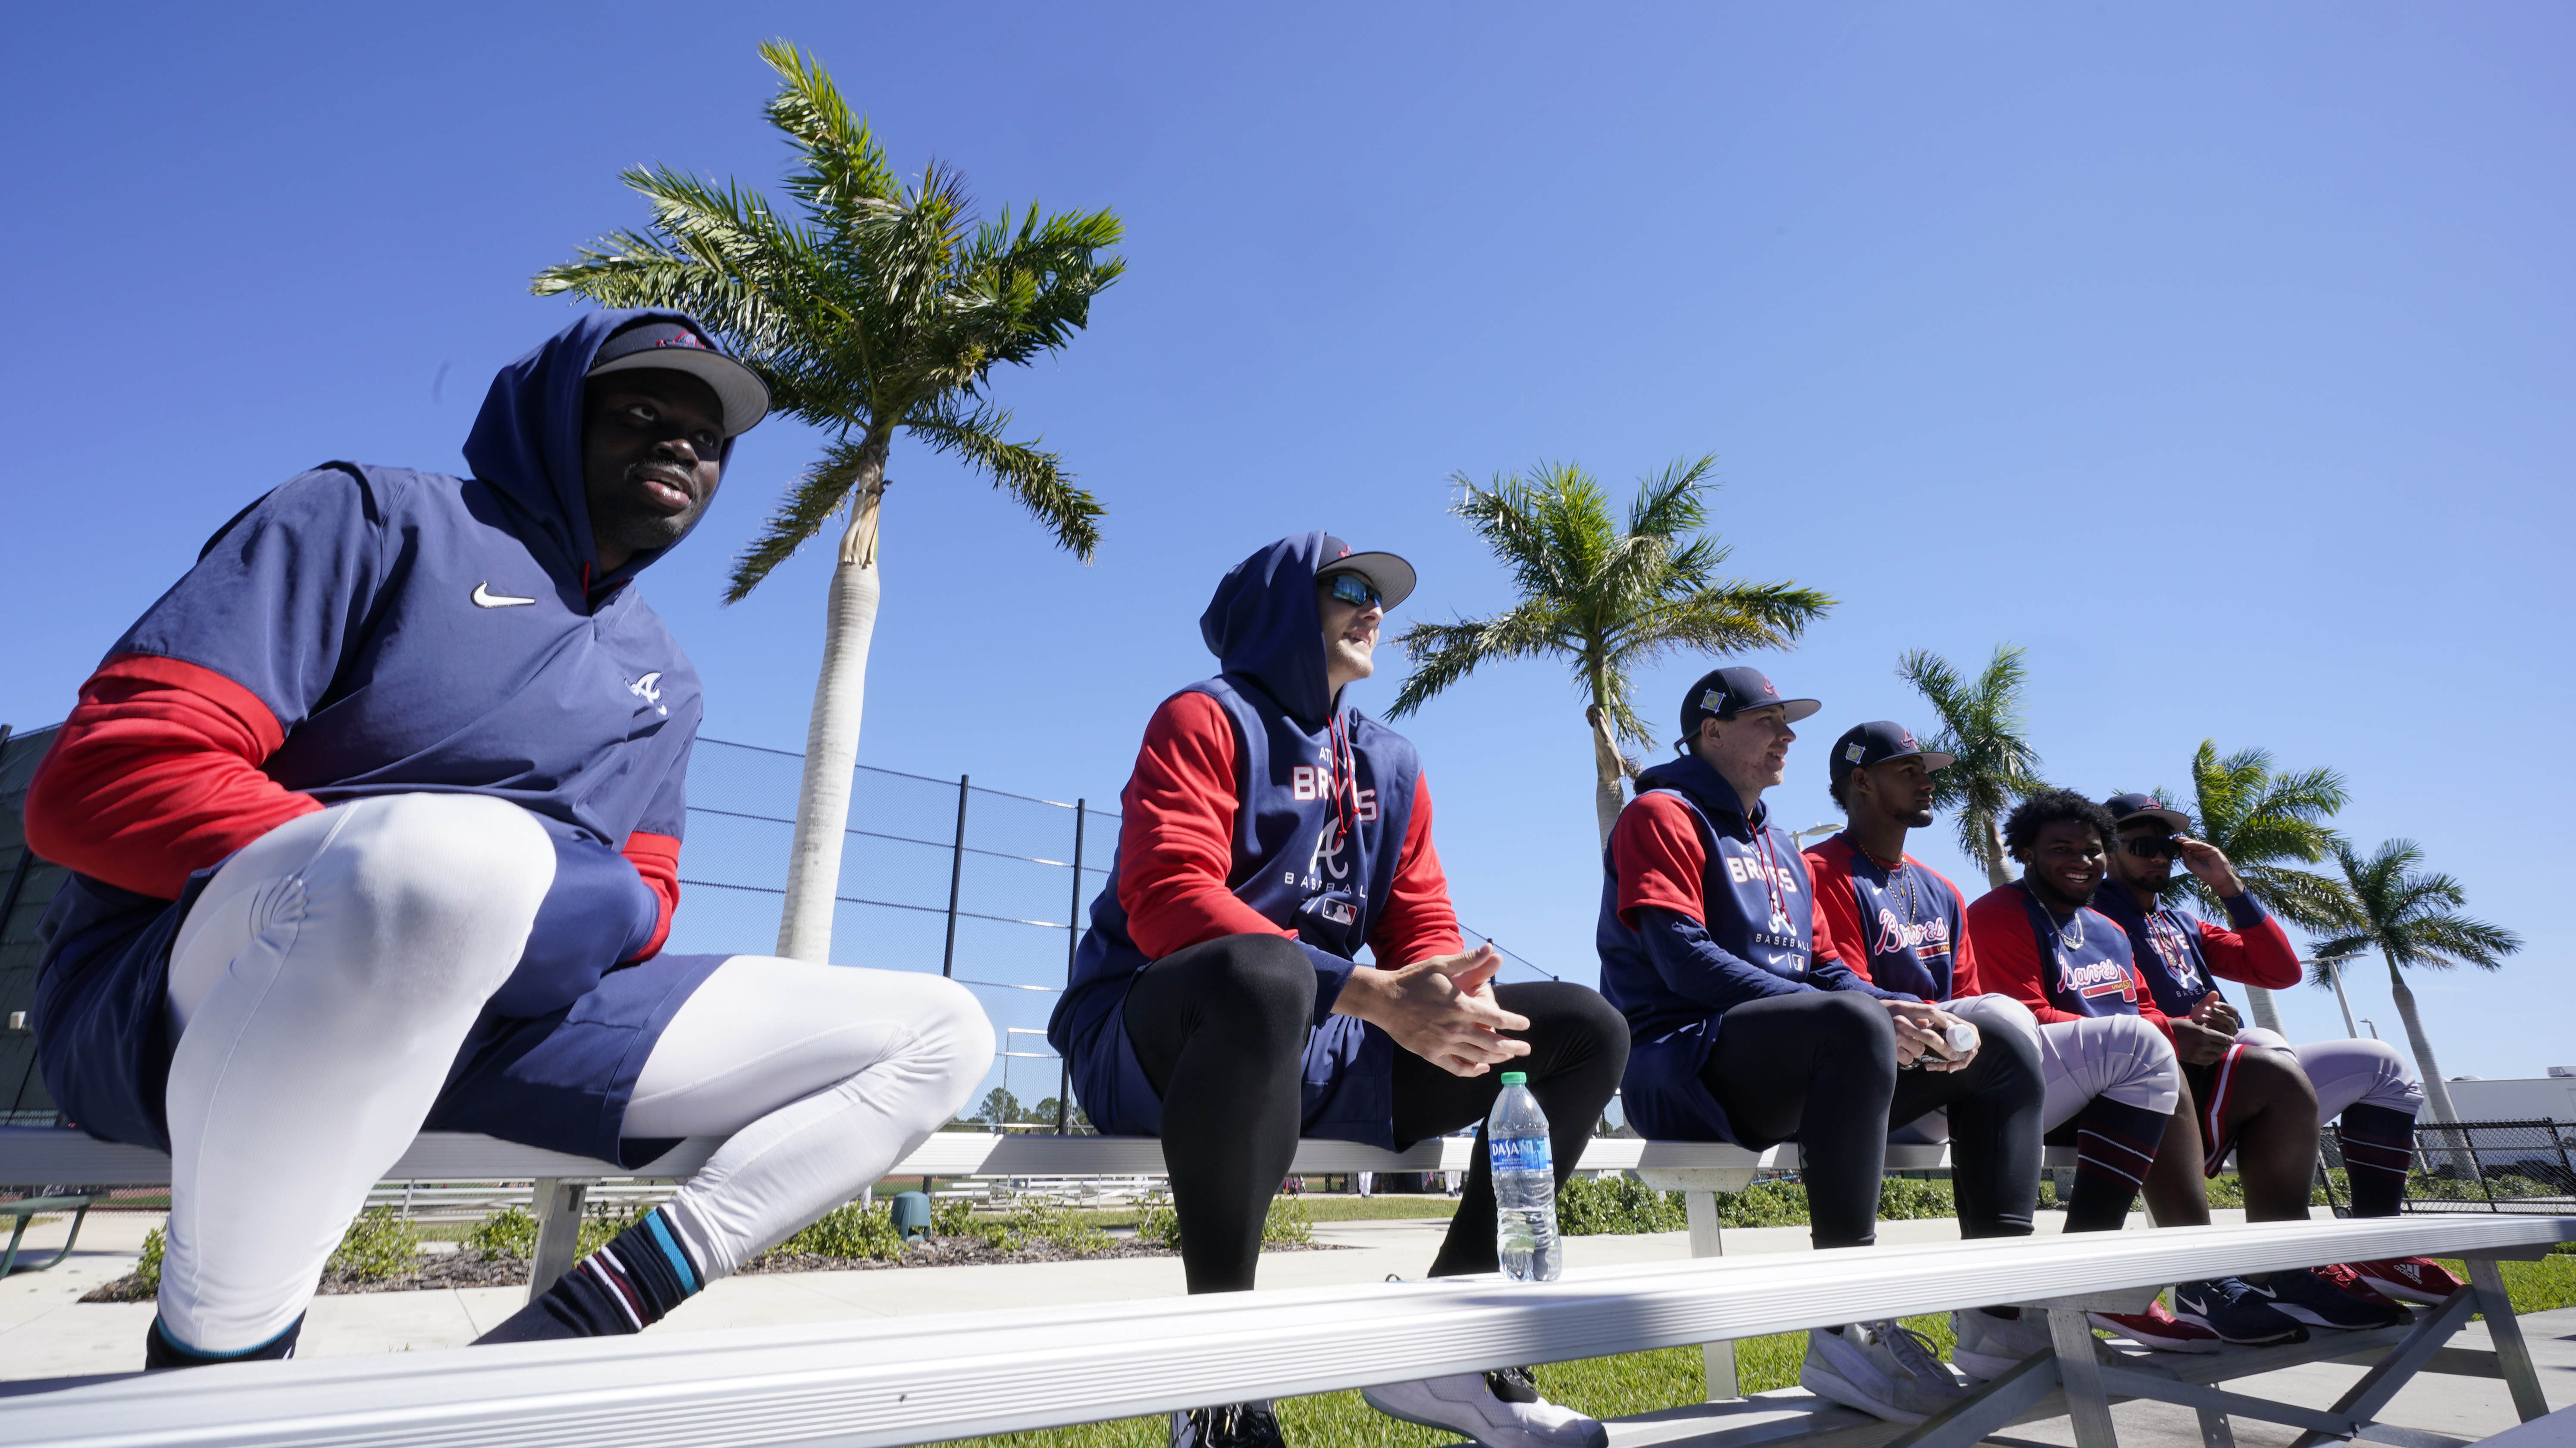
0;1212;2564;1448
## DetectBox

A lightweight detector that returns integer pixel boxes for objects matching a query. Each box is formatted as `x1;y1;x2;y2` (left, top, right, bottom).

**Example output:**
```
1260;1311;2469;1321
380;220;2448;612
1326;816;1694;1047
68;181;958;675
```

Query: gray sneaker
1949;1307;2053;1379
1798;1321;1969;1424
1363;1367;1606;1448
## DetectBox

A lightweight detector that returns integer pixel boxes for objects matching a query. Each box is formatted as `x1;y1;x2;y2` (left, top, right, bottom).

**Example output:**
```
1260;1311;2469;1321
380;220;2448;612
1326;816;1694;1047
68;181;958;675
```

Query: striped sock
474;1206;705;1345
2338;1104;2416;1218
144;1312;305;1370
2067;1097;2168;1232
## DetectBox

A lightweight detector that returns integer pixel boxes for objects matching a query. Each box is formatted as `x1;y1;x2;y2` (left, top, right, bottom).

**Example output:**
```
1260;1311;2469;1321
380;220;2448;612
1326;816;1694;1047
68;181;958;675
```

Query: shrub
1877;1177;1955;1221
326;1208;422;1282
1713;1179;1811;1227
1134;1193;1312;1251
774;1200;908;1261
997;1198;1113;1254
134;1226;166;1291
1138;1193;1180;1249
469;1206;539;1260
1559;1175;1686;1235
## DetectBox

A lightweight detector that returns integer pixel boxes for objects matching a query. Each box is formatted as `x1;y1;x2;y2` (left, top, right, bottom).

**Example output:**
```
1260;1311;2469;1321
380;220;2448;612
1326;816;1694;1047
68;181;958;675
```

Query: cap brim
1781;698;1822;724
1317;550;1416;610
587;350;771;437
1918;749;1957;770
2116;807;2194;834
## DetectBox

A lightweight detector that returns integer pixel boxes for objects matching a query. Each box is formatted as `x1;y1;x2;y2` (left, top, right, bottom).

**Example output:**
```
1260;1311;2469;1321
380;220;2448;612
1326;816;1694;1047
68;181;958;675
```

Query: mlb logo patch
1844;743;1866;763
1702;689;1726;713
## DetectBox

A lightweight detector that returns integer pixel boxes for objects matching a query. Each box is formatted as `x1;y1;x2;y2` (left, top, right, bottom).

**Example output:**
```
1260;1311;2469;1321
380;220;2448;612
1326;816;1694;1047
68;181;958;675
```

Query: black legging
1124;933;1630;1292
1698;991;2042;1249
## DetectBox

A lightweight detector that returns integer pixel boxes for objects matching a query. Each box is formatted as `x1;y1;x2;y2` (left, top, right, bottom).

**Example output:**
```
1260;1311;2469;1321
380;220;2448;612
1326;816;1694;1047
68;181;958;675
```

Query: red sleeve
1115;692;1289;959
2196;910;2302;990
1365;773;1465;968
24;654;325;899
1611;793;1707;928
621;831;680;962
1802;843;1869;981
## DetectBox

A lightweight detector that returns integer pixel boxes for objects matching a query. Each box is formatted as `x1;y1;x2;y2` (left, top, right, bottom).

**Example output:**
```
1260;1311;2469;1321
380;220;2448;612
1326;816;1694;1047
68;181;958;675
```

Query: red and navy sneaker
2349;1257;2467;1307
2172;1277;2308;1345
2314;1262;2409;1314
2088;1298;2223;1354
2261;1268;2406;1331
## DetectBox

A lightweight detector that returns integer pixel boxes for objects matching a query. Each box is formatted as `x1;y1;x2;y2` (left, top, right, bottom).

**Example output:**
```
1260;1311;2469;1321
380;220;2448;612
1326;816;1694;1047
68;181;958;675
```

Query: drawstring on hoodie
1328;710;1359;853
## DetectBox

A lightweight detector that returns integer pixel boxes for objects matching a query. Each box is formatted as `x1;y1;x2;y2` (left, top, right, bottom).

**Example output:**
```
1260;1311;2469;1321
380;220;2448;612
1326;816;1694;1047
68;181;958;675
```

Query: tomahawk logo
629;672;667;716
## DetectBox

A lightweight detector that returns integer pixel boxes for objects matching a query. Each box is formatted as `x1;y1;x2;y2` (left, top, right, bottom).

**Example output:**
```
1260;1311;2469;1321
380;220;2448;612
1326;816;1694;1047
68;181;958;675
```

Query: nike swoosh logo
472;582;536;608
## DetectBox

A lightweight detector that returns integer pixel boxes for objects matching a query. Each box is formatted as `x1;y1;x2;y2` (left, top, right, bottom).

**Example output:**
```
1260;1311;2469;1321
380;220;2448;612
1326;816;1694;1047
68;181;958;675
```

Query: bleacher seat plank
0;1215;2564;1448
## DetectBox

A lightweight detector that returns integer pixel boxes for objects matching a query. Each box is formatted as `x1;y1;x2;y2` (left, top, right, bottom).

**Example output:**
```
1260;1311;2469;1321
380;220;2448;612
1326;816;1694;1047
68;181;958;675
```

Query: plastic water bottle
1489;1071;1561;1282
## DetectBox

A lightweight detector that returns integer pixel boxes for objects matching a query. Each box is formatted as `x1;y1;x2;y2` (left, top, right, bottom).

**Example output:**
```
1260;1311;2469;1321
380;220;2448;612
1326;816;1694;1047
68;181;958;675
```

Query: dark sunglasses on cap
2122;834;2185;860
1323;573;1382;610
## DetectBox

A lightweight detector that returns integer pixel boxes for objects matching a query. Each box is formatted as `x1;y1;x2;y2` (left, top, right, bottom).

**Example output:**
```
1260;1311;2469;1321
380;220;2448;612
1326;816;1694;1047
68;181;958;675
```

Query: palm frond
1386;606;1565;719
902;399;1102;560
726;433;883;601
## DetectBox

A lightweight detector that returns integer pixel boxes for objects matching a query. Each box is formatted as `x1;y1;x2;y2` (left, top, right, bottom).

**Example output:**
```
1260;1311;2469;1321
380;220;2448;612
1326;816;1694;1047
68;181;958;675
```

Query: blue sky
4;4;2569;1097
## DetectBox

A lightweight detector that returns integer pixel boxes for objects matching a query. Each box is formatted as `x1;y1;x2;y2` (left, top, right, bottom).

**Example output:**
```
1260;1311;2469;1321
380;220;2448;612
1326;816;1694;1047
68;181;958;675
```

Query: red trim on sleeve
621;831;681;961
1802;838;1870;982
2196;910;2302;990
25;654;324;900
1611;793;1708;929
1114;692;1290;959
1366;773;1465;968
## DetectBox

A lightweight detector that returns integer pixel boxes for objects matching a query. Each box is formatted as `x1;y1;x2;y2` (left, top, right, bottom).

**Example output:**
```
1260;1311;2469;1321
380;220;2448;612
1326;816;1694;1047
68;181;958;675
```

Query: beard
1322;634;1375;682
1897;806;1934;828
591;497;698;563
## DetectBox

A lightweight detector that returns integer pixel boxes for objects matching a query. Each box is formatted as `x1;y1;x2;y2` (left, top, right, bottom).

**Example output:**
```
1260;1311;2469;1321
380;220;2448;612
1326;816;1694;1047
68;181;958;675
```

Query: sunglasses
2122;835;2184;860
1324;573;1382;610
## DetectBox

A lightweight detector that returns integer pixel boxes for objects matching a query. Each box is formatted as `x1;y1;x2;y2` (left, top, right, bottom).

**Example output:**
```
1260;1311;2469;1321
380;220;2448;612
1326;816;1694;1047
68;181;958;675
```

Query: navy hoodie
33;309;727;1151
1048;533;1448;1145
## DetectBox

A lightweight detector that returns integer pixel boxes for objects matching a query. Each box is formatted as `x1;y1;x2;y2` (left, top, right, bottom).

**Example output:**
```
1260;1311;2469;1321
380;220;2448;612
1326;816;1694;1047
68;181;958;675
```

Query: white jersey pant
2234;1027;2422;1120
1897;995;2180;1142
161;794;992;1353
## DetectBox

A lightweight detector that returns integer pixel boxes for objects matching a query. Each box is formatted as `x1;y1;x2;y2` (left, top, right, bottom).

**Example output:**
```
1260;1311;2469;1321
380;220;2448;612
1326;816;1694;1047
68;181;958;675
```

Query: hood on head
1198;531;1348;726
461;308;741;590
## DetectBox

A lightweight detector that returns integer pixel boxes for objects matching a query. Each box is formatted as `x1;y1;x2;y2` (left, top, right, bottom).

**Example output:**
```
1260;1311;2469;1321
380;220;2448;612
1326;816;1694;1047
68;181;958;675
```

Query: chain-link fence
2398;1117;2576;1214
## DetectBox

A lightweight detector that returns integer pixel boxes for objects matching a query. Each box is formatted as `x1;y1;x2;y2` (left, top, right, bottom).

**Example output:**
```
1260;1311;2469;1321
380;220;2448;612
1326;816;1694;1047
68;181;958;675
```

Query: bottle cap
1499;1071;1528;1085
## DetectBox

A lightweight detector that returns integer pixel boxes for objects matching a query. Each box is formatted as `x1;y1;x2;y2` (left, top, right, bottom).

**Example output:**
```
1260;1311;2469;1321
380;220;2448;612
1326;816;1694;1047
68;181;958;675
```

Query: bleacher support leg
2046;1307;2120;1448
2192;1405;2236;1447
1683;1188;1737;1401
529;1179;591;1301
2466;1257;2548;1423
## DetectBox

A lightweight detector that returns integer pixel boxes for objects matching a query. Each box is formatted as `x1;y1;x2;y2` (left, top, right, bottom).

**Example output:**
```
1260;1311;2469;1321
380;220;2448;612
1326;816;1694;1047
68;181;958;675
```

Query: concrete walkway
3;1207;2567;1445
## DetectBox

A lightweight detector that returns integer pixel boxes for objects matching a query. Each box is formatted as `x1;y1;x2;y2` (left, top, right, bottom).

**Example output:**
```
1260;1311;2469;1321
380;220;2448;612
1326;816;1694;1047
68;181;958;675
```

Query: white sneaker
1363;1367;1607;1448
1799;1322;1969;1424
1948;1307;2053;1379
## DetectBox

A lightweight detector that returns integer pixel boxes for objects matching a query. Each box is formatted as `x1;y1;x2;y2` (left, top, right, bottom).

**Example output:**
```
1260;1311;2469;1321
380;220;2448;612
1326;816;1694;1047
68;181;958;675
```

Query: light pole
2304;954;2363;1039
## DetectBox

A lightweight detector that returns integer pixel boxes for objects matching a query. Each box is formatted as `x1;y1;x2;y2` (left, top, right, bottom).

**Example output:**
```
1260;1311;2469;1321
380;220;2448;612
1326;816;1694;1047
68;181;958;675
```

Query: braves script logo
2056;952;2137;1002
1871;907;1952;958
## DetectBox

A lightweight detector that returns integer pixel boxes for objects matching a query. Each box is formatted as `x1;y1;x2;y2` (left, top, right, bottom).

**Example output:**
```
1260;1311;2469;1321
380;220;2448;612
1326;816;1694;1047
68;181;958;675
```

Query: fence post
1058;799;1083;1135
940;775;970;978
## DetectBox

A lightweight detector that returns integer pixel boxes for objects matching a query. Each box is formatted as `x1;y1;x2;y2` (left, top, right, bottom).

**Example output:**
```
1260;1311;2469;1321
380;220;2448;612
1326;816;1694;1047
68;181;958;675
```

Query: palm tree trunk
1978;814;2012;890
2244;986;2287;1036
2386;950;2476;1182
1587;705;1628;851
2324;963;2360;1038
776;446;890;963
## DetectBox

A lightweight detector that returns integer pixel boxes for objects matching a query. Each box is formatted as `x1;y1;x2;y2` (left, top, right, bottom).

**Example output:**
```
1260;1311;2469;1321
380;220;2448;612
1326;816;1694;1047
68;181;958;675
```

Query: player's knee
1809;991;1897;1068
2363;1040;2424;1110
901;977;996;1118
2106;1013;2181;1109
1198;934;1316;1037
326;793;553;995
2240;1049;2321;1116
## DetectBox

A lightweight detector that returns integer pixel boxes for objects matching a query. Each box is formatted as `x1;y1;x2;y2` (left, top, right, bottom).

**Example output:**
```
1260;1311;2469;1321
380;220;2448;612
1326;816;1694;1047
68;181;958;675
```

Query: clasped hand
1332;943;1532;1078
1882;999;1978;1072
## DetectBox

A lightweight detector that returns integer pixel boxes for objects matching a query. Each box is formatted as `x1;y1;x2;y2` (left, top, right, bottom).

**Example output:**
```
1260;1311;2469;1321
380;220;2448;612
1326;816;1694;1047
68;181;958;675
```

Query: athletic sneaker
1949;1307;2054;1379
2313;1262;2408;1314
2261;1268;2407;1330
1799;1321;1968;1424
2171;1277;2309;1346
1363;1367;1607;1448
2087;1298;2223;1354
2349;1256;2467;1307
1171;1402;1285;1448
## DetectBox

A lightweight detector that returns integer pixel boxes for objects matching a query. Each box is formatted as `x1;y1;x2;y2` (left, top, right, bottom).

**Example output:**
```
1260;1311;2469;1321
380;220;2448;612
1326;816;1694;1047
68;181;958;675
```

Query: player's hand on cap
2175;836;2246;896
1334;948;1532;1077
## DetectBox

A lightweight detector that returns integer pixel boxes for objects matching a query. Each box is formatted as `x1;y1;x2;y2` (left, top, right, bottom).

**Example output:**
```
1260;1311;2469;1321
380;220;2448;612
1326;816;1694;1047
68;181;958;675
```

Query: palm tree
2155;741;2357;1032
2313;840;2523;1130
1386;459;1832;848
534;41;1124;962
1896;645;2045;889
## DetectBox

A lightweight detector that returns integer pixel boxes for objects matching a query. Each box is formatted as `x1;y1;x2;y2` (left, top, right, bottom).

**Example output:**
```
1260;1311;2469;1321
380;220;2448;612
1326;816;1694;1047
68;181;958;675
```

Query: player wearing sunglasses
2091;794;2455;1315
1049;534;1630;1448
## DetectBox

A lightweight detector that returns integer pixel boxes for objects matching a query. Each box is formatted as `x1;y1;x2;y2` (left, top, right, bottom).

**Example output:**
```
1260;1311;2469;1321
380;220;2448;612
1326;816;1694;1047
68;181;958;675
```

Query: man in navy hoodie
1597;668;2043;1426
27;312;992;1369
1050;534;1629;1448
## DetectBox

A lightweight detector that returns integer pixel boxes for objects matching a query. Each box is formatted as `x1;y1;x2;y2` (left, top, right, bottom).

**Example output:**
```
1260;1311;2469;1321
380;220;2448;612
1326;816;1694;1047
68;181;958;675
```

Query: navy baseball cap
2104;793;2192;833
587;320;771;437
1676;666;1819;747
1828;721;1956;791
1315;534;1416;610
